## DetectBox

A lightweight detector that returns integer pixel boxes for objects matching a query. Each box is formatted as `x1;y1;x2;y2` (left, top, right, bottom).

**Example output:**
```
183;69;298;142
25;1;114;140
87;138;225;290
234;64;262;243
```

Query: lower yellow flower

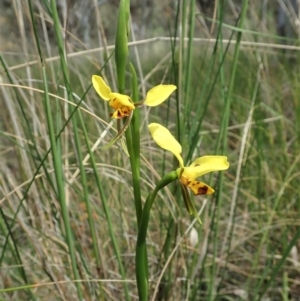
148;123;229;196
92;75;176;119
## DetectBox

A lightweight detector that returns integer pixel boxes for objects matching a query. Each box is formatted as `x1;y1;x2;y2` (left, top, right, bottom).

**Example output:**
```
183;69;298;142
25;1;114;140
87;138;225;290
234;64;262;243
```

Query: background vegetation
0;0;299;300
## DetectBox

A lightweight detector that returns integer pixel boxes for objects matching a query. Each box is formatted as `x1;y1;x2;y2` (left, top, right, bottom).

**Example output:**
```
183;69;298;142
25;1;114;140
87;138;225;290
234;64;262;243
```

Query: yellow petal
148;123;184;167
187;180;215;195
111;109;123;119
144;85;177;107
109;93;135;109
92;75;111;100
110;107;132;119
183;156;229;180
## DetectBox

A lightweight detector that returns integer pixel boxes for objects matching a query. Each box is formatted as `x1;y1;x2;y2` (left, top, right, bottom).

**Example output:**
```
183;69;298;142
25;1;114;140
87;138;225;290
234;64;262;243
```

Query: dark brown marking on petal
122;107;130;115
116;109;124;119
198;185;208;195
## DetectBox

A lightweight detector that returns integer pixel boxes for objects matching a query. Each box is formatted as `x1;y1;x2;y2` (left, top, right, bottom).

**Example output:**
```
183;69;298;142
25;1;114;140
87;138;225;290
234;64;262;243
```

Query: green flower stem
115;0;143;227
129;64;142;225
136;171;178;301
124;125;142;225
115;0;130;92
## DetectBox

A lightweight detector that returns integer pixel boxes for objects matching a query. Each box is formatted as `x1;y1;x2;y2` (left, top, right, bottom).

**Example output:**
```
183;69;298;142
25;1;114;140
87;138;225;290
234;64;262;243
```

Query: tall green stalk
115;1;144;299
115;0;130;93
114;0;143;224
136;171;178;301
129;64;142;225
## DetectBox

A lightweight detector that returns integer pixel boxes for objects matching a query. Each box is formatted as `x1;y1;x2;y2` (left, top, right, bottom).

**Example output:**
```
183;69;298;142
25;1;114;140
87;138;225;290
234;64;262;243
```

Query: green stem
129;64;142;225
135;171;178;301
115;0;130;92
124;126;142;226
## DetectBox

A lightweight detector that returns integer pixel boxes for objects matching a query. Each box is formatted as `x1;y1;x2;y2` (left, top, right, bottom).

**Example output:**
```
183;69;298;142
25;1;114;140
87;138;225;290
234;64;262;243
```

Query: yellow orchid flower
92;75;177;119
148;123;229;196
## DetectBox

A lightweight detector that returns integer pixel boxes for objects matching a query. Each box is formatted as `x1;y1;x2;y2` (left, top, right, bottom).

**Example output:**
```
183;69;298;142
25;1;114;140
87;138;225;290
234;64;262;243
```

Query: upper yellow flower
148;123;229;195
92;75;177;119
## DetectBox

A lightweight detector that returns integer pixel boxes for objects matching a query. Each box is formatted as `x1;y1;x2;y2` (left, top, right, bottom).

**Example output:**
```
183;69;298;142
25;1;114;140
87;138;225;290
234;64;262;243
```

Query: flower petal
111;109;129;119
148;123;184;167
186;180;215;195
144;85;177;107
183;156;229;180
109;93;135;109
92;75;111;100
